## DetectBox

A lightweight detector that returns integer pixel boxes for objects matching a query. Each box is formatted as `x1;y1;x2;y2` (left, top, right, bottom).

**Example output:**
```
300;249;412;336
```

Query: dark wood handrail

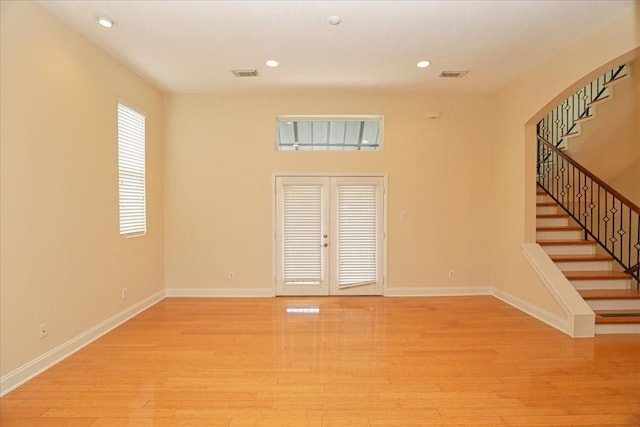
538;135;640;215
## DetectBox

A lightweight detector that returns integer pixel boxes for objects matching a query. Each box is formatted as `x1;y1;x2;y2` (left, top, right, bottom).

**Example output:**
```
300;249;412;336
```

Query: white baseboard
521;243;595;337
165;287;275;297
0;290;165;397
0;282;594;397
385;285;577;337
492;287;569;334
384;286;492;297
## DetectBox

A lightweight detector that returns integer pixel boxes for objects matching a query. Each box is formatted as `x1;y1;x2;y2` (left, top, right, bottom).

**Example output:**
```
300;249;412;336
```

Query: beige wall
569;56;640;188
611;158;640;206
164;91;494;291
0;2;164;377
490;4;639;313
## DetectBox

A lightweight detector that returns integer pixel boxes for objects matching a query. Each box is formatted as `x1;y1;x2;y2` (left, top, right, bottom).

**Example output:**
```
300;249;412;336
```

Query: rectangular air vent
231;69;259;77
439;70;468;78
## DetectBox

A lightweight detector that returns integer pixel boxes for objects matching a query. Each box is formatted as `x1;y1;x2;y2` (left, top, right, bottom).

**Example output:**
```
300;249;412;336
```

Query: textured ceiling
40;0;635;94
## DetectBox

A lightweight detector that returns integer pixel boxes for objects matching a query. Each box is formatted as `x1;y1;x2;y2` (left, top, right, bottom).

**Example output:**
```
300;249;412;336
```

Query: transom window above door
276;116;383;151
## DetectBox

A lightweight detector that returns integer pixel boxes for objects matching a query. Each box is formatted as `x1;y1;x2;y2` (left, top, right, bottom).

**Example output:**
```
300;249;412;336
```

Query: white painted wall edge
0;290;166;397
521;243;595;337
165;287;275;297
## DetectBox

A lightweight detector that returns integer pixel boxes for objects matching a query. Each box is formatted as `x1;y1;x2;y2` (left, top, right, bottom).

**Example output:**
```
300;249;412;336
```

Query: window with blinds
118;103;146;237
337;185;378;287
282;185;323;284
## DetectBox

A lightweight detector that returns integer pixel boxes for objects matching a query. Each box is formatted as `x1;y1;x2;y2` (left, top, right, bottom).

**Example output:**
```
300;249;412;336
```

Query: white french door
275;176;385;296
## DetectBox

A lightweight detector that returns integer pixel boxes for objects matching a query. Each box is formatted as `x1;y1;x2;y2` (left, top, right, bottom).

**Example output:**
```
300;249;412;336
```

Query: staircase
537;63;630;151
537;188;640;334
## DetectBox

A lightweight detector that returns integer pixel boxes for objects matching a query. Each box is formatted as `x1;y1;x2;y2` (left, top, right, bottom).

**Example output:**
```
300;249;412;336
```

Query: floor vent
231;69;259;77
439;70;468;78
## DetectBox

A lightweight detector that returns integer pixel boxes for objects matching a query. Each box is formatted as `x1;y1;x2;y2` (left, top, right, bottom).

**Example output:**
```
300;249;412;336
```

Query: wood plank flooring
2;296;640;426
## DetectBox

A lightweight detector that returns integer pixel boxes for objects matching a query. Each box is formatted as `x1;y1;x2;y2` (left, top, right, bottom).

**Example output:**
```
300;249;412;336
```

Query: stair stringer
521;243;595;337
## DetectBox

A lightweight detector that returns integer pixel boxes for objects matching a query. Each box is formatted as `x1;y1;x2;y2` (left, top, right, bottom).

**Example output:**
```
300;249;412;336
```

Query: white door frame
272;173;388;296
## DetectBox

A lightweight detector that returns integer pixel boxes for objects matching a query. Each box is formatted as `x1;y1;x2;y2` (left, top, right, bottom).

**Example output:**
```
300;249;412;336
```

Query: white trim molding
492;287;568;333
0;290;165;397
1;267;597;397
385;286;492;297
165;287;275;298
521;243;595;337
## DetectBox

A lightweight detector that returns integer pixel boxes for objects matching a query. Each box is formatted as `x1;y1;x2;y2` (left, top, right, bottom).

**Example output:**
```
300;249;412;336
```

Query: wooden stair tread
588;95;611;106
603;73;628;86
594;310;640;324
579;289;640;300
564;270;631;280
537;240;595;246
536;202;557;207
550;254;612;262
536;213;569;218
561;131;579;138
574;115;593;124
536;226;582;231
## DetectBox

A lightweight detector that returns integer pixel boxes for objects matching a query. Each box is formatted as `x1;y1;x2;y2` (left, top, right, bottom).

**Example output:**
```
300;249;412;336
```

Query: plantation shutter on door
337;184;378;287
282;185;323;284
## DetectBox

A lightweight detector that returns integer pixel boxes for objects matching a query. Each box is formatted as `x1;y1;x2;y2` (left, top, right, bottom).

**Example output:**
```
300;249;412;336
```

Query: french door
275;176;385;296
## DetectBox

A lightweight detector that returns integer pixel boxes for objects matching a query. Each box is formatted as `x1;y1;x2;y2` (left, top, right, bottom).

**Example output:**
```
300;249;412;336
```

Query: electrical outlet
39;323;48;339
121;288;128;300
448;270;455;278
229;271;235;280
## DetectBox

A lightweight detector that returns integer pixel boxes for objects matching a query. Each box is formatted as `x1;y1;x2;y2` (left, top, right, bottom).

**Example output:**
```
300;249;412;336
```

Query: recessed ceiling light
328;15;342;25
266;60;280;68
97;16;114;28
417;60;431;69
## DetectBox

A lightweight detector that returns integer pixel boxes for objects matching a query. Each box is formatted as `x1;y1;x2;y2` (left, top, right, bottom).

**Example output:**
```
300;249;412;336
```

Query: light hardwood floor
2;296;640;426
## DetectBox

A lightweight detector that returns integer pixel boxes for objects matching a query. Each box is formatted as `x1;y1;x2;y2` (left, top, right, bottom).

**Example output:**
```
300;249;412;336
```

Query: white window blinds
118;103;146;237
282;185;323;284
337;185;377;287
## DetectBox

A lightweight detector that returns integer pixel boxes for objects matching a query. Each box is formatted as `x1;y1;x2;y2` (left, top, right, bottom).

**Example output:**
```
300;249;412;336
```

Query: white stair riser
587;300;640;311
555;260;613;271
595;323;640;334
571;279;631;290
536;230;583;240
537;217;569;227
541;245;596;256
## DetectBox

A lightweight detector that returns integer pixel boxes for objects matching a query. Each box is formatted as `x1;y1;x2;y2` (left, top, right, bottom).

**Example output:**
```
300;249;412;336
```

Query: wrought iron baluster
627;208;633;265
536;136;640;287
571;162;576;218
636;215;640;289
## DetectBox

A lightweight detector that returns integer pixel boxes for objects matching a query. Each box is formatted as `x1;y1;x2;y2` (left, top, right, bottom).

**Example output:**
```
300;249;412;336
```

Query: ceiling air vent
439;70;468;78
231;69;259;77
